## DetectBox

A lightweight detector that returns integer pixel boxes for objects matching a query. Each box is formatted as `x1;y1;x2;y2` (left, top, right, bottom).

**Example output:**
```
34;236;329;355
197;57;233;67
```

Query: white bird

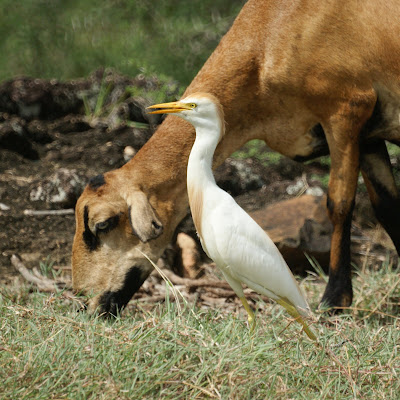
148;93;316;340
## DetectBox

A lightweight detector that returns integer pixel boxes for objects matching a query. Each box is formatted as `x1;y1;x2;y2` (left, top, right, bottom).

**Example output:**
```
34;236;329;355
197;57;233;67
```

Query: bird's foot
240;296;256;334
248;315;256;334
276;297;317;341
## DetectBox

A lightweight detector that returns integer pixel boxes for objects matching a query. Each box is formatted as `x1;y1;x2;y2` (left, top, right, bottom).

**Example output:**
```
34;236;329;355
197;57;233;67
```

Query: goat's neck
121;111;248;193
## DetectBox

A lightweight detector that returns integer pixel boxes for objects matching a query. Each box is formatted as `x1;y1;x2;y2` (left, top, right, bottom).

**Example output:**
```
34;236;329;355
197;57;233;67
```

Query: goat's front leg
320;97;375;310
321;141;358;309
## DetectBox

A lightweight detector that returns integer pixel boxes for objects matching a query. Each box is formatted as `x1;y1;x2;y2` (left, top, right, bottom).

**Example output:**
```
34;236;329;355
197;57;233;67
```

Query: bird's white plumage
147;92;316;339
199;185;311;317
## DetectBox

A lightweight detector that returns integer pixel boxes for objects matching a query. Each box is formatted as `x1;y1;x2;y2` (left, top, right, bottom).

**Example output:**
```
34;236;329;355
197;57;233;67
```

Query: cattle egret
148;93;316;340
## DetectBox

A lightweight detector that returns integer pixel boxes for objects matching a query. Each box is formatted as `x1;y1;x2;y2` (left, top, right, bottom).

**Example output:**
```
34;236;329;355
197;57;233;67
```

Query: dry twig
9;255;84;306
23;209;75;216
11;255;65;292
160;268;232;290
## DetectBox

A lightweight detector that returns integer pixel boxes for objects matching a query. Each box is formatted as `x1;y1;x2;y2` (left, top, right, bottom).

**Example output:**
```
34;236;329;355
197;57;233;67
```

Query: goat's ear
126;191;163;243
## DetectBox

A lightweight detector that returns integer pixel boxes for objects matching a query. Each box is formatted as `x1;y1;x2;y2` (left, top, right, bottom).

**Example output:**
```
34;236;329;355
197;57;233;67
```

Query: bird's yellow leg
276;298;317;341
240;296;256;333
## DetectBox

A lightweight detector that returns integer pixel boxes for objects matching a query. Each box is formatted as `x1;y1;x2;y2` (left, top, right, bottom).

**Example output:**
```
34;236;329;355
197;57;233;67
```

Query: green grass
232;139;283;166
0;0;245;85
1;258;399;399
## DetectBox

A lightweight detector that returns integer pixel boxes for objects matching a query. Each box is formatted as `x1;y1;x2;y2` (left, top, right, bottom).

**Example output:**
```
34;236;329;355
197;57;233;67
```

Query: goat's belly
368;85;400;142
259;123;329;161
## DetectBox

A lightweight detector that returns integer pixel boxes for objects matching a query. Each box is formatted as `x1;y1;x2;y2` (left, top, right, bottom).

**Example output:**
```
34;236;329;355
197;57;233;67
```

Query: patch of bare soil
0;70;167;281
0;127;136;278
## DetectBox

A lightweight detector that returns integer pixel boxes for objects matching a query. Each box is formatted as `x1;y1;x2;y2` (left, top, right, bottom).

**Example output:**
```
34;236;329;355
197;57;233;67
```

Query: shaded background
0;0;245;84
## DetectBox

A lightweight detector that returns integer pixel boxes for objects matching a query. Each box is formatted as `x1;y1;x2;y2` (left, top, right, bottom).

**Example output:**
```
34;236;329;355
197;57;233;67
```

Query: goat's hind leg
320;93;376;311
360;139;400;255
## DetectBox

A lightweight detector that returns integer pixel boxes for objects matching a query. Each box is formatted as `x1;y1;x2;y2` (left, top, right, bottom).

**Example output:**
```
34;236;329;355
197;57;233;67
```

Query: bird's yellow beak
147;101;192;114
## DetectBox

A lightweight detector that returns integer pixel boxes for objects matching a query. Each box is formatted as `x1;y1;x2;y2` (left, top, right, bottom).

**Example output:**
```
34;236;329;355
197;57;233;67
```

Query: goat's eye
95;214;120;234
96;221;109;231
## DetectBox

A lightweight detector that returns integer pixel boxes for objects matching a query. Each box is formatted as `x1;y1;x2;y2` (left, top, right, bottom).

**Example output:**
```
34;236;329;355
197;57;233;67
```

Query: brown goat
72;0;400;315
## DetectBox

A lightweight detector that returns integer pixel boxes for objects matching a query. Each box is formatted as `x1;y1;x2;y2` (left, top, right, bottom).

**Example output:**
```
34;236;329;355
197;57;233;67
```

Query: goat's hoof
319;287;353;314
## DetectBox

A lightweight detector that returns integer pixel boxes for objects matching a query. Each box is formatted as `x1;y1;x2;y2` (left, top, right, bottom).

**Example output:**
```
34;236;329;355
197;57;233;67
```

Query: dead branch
23;209;75;216
12;255;57;291
135;295;168;303
9;255;269;311
11;254;72;292
204;287;236;297
10;254;86;308
0;173;34;183
160;269;272;302
160;268;232;290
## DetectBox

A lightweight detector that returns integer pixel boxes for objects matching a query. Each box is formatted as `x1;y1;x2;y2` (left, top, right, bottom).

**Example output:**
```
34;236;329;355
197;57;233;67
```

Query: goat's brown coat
72;0;400;313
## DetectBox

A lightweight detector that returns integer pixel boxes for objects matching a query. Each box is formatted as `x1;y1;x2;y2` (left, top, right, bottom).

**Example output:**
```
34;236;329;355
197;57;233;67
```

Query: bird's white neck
186;121;221;237
187;122;221;189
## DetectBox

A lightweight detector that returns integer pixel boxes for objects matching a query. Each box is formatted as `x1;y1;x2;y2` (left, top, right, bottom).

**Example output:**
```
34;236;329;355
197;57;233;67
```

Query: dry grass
0;257;399;399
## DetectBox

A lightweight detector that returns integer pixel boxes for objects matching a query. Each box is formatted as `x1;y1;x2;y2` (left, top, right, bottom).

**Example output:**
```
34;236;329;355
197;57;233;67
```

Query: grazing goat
72;0;400;315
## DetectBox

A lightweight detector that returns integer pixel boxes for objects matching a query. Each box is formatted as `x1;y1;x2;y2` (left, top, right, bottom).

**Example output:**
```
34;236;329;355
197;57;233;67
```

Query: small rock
30;168;87;208
286;178;324;197
123;146;136;162
286;179;305;195
306;186;324;196
0;203;10;211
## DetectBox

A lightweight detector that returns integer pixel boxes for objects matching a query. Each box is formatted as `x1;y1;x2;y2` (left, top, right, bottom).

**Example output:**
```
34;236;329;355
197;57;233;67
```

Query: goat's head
72;168;174;316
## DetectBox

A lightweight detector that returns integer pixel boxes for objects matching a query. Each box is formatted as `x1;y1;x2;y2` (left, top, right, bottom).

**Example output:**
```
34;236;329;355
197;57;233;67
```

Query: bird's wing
202;189;311;316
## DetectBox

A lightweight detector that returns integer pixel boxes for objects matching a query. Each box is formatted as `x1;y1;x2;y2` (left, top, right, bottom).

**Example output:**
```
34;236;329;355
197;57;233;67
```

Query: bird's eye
189;103;196;109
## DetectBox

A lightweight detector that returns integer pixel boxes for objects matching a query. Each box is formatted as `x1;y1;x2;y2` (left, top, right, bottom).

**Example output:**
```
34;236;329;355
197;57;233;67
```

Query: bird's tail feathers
276;297;317;341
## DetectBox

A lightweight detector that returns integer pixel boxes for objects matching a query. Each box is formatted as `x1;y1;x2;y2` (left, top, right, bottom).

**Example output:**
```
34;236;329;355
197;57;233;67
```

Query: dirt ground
0;125;136;278
0;72;397;287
